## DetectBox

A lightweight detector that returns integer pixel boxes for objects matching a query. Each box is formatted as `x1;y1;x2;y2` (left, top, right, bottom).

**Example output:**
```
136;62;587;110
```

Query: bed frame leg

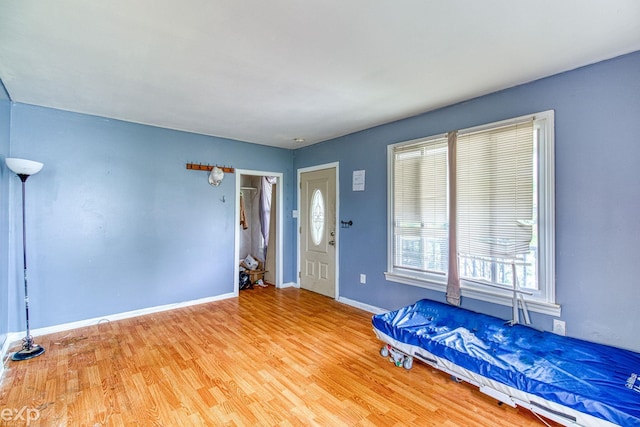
379;344;413;369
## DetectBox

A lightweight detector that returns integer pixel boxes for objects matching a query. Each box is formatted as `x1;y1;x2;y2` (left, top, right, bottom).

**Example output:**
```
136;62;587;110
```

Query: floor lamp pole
6;158;45;361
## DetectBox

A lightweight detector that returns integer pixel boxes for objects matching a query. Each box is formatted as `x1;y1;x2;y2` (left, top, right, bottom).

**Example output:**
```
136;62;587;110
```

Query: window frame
385;111;559;316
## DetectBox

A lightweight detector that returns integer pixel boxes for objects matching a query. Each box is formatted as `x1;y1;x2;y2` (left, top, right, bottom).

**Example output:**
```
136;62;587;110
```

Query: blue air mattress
372;299;640;427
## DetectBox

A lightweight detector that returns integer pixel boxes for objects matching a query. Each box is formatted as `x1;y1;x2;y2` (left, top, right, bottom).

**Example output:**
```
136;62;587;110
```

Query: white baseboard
1;336;9;379
2;332;22;353
337;296;387;314
3;292;236;352
278;281;299;289
1;332;23;379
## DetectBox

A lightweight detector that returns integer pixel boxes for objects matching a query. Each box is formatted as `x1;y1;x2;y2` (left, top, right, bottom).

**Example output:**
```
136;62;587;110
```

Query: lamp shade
6;158;44;176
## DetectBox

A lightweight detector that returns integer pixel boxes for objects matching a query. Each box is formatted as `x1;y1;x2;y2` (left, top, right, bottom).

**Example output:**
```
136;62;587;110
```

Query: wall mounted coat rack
186;163;235;173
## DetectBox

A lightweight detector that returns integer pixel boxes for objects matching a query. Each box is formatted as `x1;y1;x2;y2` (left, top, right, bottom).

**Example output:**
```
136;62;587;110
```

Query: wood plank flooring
0;286;559;426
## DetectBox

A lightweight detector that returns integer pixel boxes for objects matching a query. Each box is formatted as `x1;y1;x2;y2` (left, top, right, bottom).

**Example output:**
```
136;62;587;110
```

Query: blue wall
0;81;10;349
3;52;639;353
6;104;295;329
294;51;640;352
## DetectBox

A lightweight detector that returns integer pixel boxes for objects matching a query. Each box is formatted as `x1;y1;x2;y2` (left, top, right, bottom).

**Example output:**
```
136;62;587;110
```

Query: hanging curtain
259;176;277;259
446;131;461;306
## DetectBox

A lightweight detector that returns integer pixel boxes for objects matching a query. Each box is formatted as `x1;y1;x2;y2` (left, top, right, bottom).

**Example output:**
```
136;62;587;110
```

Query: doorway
298;163;338;298
235;170;283;293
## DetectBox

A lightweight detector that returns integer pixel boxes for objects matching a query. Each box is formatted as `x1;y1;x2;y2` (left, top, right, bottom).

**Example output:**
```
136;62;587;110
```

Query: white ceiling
1;1;639;148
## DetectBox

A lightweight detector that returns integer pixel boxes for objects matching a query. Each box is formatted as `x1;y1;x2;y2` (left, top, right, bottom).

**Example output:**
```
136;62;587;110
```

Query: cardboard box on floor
241;258;266;284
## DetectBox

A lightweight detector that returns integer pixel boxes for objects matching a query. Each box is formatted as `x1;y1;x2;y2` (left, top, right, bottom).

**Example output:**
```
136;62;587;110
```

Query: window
392;137;448;274
310;189;325;245
386;111;557;315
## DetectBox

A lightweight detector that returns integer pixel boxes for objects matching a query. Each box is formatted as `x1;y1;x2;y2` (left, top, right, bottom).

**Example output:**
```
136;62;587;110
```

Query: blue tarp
372;299;640;426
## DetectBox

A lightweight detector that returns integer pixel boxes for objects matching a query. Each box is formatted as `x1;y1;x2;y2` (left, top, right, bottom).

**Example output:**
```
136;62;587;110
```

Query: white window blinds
392;136;448;272
387;111;556;313
456;120;534;259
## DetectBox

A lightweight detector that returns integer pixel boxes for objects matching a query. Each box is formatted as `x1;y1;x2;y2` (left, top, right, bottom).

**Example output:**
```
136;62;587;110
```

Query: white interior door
300;167;336;298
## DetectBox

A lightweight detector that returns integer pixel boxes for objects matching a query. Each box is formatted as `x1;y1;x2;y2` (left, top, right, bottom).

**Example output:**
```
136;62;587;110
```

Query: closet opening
235;170;283;292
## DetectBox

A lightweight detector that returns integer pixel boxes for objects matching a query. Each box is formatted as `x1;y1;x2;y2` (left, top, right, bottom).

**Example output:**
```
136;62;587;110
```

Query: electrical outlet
553;319;566;336
360;274;366;284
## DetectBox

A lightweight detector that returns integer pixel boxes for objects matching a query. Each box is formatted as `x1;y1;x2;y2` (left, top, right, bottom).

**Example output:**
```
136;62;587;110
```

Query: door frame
235;169;284;294
297;162;340;298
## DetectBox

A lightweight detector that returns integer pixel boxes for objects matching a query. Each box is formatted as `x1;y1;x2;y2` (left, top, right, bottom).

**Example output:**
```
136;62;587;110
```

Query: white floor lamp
6;157;45;361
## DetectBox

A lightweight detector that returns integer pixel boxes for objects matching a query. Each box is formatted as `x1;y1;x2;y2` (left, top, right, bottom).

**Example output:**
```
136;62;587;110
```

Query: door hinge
298;271;301;278
299;226;301;234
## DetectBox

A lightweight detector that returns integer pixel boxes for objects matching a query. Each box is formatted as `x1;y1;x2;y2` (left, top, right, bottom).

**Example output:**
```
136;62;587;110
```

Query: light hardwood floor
0;286;559;426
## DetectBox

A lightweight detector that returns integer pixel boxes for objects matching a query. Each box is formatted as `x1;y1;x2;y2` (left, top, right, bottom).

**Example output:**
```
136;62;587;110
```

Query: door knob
328;239;335;246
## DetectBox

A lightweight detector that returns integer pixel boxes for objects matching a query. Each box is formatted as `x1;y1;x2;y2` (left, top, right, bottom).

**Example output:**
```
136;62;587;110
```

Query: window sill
384;271;561;317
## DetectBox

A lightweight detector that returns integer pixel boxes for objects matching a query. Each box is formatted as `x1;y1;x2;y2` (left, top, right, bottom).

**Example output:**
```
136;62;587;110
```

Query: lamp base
12;344;45;361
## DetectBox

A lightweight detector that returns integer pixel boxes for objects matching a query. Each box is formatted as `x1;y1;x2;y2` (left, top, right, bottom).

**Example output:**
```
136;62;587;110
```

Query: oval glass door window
310;189;325;245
